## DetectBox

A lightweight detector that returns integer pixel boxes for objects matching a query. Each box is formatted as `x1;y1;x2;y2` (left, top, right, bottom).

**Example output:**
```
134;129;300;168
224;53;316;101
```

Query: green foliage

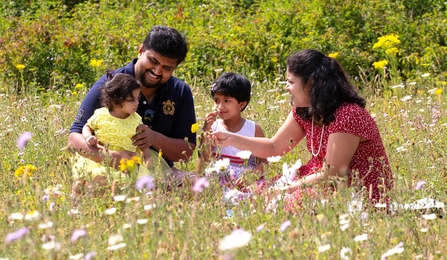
0;0;446;93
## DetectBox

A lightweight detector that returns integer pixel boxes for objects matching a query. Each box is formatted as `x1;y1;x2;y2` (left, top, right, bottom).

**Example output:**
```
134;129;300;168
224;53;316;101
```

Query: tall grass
0;71;446;258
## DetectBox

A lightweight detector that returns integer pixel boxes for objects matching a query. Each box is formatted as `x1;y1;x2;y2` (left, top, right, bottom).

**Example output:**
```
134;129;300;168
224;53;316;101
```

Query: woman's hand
209;131;231;147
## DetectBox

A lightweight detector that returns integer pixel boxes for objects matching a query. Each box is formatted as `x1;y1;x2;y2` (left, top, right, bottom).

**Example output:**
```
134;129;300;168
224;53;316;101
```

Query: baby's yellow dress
71;107;172;183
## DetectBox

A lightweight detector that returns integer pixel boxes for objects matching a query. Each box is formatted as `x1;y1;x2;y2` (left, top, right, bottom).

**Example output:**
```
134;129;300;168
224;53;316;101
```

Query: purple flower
193;177;210;192
42;194;49;202
280;220;292;232
71;229;87;243
5;227;29;244
415;180;426;190
84;251;97;260
136;175;155;190
17;132;33;150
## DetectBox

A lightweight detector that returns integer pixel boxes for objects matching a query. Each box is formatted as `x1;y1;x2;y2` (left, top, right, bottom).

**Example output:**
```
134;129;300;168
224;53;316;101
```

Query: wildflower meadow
1;0;447;259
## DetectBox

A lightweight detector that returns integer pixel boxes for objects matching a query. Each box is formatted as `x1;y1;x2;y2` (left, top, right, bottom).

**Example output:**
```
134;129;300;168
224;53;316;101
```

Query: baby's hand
85;135;98;146
203;111;219;132
143;157;153;169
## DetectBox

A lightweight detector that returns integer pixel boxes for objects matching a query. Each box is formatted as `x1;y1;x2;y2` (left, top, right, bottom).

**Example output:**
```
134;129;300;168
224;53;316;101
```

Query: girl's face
213;93;246;120
286;69;310;107
116;88;140;116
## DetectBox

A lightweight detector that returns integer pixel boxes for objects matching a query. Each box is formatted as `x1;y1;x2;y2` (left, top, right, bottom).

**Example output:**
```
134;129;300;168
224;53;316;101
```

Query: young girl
211;50;394;212
72;72;170;194
201;72;267;195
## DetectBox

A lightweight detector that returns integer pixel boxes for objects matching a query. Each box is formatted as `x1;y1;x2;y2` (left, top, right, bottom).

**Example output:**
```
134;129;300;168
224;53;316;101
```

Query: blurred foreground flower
328;52;339;58
24;210;40;221
372;60;389;70
136;175;155;190
17;132;33;150
267;156;281;163
71;229;87;243
193;177;210;192
415;180;426;190
4;227;29;244
381;242;404;259
191;123;199;133
205;158;230;173
280;220;291;232
218;229;252;251
16;64;26;70
89;59;103;67
236;150;251;160
15;164;37;179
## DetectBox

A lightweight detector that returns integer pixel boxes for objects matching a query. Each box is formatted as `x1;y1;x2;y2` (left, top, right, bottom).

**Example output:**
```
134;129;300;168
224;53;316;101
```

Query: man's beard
138;69;163;89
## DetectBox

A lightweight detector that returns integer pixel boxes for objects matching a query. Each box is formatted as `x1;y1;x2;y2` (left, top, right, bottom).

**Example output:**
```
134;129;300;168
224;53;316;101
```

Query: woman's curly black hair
286;49;365;125
99;71;141;111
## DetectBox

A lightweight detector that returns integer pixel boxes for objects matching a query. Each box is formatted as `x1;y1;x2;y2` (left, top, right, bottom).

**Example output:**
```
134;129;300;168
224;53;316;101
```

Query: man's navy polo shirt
70;59;197;167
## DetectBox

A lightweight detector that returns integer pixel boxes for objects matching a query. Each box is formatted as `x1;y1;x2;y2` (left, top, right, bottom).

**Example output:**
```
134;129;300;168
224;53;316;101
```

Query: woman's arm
211;111;306;158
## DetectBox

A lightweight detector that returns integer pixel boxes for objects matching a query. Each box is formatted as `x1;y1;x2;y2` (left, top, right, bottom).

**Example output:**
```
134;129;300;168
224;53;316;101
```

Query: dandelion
135;175;155;190
372;60;389;70
435;88;442;95
17;132;33;150
193;177;210;193
218;229;252;251
267;156;281;163
105;208;117;215
4;227;29;244
191;123;199;133
414;180;426;190
71;229;87;243
16;64;26;70
381;242;404;259
89;59;103;67
236;150;252;160
280;220;291;232
328;52;339;59
75;83;84;89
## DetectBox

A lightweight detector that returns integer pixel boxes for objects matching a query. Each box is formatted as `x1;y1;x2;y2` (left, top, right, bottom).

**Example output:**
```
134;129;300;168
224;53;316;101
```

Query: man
68;26;196;184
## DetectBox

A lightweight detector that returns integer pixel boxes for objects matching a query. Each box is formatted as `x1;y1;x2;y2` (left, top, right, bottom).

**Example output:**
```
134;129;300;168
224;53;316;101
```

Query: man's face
135;47;178;89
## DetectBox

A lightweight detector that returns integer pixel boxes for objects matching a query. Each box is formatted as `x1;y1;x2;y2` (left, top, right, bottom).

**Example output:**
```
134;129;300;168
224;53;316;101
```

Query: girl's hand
85;135;98;146
202;111;219;132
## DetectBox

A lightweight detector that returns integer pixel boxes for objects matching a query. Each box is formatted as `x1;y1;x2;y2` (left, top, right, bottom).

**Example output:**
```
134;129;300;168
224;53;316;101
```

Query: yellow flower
191;123;199;133
72;91;78;95
435;88;442;95
14;164;37;178
372;60;389;70
126;159;135;170
158;150;163;158
131;155;142;165
90;59;103;67
75;83;84;89
373;34;400;49
16;64;26;70
119;158;127;172
328;52;339;59
385;47;399;55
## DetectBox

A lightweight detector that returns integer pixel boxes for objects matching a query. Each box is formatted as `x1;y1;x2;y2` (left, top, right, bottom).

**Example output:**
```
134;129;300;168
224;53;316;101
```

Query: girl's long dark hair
287;49;365;125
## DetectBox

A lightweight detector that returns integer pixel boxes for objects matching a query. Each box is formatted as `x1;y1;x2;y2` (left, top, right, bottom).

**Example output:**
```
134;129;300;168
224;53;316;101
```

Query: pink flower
17;132;33;150
71;229;87;243
415;180;426;190
5;227;29;244
280;220;291;232
136;175;155;190
193;177;210;192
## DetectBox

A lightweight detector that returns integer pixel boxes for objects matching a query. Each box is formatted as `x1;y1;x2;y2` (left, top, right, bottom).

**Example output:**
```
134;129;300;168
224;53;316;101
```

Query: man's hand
132;124;156;149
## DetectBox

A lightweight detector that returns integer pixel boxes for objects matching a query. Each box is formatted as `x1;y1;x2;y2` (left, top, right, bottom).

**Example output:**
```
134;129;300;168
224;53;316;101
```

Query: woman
210;49;394;210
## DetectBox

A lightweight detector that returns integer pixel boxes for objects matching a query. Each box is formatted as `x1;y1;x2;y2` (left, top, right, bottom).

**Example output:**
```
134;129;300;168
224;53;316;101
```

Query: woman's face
285;70;310;107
